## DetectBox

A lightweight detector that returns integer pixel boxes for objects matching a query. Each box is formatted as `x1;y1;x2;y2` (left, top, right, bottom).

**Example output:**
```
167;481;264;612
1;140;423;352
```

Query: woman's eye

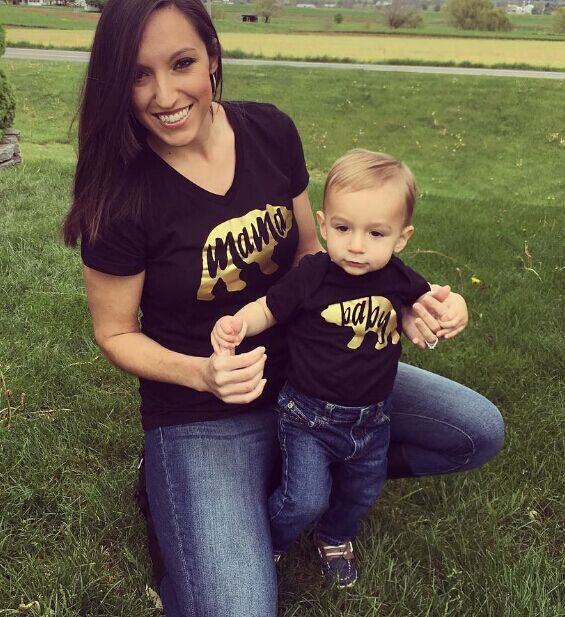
175;57;195;70
134;69;148;82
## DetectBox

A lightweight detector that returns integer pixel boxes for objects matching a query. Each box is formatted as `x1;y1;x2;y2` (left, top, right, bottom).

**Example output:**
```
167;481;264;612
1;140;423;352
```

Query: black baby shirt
266;252;430;407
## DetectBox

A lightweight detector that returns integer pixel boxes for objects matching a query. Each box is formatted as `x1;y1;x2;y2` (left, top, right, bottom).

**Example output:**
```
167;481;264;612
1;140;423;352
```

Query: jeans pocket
278;393;318;428
364;400;392;428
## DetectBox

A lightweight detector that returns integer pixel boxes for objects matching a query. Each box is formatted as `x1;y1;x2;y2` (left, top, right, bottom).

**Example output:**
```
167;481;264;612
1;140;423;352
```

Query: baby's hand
435;291;468;340
211;315;248;354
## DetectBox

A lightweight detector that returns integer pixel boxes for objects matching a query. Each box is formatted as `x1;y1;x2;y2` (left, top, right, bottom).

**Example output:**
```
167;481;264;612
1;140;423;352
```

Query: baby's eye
336;225;349;233
370;230;383;238
174;57;195;70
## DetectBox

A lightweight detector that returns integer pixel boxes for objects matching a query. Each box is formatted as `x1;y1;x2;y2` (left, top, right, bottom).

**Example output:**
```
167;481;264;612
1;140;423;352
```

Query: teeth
157;106;190;124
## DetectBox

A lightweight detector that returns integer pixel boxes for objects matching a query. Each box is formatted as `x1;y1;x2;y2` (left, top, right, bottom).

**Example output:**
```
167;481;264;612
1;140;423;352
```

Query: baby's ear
316;210;328;241
394;225;414;253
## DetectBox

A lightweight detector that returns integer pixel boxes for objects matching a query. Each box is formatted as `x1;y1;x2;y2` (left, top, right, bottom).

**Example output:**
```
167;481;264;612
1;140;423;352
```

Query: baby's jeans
269;382;391;551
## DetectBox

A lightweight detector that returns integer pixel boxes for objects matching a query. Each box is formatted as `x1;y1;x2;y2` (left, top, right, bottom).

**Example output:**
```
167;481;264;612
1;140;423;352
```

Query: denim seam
393;411;476;474
344;423;358;462
158;427;197;614
269;415;291;521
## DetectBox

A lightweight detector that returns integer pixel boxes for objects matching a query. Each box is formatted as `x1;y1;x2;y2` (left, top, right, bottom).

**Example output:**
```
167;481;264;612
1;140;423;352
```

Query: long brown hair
63;0;222;246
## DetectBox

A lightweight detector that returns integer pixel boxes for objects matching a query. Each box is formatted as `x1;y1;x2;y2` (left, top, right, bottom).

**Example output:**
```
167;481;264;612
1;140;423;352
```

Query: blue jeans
269;382;391;551
144;409;279;617
143;363;504;617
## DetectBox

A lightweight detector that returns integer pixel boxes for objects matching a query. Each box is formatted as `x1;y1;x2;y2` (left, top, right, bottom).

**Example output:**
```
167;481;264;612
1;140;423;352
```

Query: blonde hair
323;149;417;223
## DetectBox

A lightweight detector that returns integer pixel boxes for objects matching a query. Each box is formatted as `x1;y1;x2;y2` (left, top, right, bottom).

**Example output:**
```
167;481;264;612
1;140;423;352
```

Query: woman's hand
433;288;468;340
403;285;468;349
211;315;247;354
201;346;267;404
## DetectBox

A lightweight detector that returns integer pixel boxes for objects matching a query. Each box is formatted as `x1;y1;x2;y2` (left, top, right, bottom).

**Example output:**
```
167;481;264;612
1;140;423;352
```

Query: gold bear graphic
197;205;293;301
321;296;400;350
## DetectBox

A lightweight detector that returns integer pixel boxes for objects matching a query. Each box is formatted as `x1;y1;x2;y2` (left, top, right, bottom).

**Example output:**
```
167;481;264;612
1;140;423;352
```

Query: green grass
0;4;98;30
1;59;564;616
1;3;565;41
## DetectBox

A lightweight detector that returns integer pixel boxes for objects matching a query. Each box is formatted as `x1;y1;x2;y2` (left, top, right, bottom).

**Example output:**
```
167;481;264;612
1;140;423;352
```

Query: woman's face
131;5;217;153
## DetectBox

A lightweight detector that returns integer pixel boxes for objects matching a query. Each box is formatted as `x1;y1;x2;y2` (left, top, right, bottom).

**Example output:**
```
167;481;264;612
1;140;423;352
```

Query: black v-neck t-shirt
266;252;430;406
81;102;309;428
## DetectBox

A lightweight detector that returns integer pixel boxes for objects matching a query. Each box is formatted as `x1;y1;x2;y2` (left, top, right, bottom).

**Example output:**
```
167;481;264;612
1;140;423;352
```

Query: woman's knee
462;393;505;470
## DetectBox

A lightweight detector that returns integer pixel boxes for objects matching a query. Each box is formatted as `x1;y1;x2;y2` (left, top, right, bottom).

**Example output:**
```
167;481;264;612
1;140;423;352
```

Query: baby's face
317;182;414;276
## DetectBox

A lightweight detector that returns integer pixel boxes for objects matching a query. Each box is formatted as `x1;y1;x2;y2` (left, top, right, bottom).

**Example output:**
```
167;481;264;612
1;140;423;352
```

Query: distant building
296;3;317;7
507;2;534;11
16;0;70;4
240;13;258;21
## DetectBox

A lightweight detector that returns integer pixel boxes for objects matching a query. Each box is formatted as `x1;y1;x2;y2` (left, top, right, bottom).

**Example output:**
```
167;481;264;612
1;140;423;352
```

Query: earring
210;73;217;97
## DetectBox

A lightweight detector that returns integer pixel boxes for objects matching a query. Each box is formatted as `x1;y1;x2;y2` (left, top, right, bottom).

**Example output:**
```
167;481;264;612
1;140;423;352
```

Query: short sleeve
402;264;431;305
280;111;309;198
266;257;311;324
81;214;146;276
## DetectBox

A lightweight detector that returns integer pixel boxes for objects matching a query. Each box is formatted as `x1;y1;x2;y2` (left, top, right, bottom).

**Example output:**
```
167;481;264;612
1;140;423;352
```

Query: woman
63;0;504;615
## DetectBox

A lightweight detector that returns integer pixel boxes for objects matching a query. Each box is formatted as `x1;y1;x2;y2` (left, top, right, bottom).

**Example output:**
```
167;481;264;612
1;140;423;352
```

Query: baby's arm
211;297;277;354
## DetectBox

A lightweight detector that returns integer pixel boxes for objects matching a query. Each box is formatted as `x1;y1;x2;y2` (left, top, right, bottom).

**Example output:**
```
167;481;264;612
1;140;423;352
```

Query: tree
334;12;344;23
553;6;565;32
255;0;283;23
446;0;512;30
384;0;424;28
85;0;108;11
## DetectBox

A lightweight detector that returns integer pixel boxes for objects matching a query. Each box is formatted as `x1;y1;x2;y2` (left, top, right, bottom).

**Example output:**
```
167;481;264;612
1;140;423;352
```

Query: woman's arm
292;189;323;265
83;266;267;404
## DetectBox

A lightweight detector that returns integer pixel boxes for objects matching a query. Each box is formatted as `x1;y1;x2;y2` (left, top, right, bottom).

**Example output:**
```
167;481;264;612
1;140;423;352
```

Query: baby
212;150;438;587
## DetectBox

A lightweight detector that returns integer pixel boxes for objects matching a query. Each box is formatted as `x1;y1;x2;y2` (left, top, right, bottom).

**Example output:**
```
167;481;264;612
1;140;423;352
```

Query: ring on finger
425;337;439;350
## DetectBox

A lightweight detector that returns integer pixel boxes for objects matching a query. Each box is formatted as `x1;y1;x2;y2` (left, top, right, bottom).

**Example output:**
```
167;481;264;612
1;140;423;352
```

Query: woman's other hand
434;288;468;340
404;285;468;348
201;346;267;404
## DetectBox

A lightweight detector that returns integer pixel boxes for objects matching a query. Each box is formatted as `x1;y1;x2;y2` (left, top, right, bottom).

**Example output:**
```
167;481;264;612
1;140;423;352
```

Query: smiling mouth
153;104;193;125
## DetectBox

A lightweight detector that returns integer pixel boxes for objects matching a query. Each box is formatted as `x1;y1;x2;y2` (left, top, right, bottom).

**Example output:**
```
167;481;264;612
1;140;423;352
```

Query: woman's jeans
269;382;391;551
143;363;505;617
144;409;279;617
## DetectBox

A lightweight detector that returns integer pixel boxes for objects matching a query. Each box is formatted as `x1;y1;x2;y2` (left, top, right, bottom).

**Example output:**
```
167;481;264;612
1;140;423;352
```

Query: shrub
384;0;424;28
434;2;441;9
0;23;5;58
334;12;344;23
446;0;512;30
0;70;16;141
553;6;565;32
0;25;15;141
212;3;225;19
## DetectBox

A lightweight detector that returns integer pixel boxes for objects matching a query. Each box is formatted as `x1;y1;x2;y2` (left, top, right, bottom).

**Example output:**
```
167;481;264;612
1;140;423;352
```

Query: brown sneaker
315;537;358;588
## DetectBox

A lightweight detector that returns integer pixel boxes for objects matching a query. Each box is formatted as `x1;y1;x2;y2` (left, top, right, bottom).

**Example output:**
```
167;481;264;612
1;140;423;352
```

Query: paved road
5;47;565;80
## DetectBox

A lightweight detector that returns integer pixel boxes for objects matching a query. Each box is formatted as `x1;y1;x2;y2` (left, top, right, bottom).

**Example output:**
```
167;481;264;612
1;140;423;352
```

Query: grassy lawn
1;59;564;616
1;3;564;40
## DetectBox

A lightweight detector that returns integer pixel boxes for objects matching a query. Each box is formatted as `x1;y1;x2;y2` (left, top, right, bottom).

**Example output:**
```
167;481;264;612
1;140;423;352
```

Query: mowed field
6;27;565;69
1;3;564;39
